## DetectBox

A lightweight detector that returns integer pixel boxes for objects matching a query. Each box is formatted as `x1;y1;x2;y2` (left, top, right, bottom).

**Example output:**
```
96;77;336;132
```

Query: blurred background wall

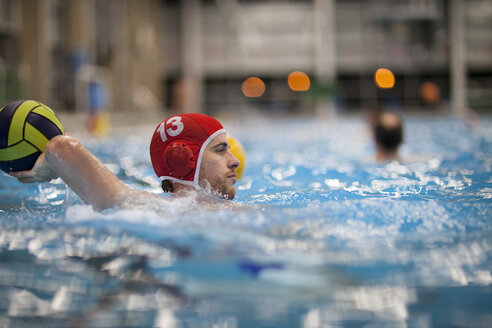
0;0;491;118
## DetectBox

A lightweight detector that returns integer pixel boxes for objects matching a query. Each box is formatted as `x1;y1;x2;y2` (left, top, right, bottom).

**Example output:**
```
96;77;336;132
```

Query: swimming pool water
0;113;491;327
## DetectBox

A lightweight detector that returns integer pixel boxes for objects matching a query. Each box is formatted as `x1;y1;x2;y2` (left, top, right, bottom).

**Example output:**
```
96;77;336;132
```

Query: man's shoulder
117;189;169;210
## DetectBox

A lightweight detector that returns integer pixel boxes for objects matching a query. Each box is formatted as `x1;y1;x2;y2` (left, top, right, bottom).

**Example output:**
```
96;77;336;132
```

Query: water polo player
11;113;241;211
372;111;403;162
150;113;239;199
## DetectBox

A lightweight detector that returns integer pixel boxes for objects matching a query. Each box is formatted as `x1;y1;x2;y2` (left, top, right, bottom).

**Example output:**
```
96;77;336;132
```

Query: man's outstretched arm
11;135;131;211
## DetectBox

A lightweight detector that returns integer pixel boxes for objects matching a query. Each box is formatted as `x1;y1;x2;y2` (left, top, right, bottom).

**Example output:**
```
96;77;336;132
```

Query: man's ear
163;142;196;179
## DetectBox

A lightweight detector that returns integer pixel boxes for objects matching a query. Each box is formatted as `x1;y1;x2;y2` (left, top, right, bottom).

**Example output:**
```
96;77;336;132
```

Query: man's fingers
10;173;35;182
9;153;57;183
11;171;54;183
17;177;40;183
9;171;31;178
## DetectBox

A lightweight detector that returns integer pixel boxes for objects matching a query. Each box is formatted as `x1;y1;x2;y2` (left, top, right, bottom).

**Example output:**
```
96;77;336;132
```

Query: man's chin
217;187;236;200
226;190;236;200
217;189;235;200
199;179;236;200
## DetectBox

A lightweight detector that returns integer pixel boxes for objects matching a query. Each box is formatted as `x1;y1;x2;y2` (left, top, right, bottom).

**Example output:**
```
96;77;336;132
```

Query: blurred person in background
367;109;403;162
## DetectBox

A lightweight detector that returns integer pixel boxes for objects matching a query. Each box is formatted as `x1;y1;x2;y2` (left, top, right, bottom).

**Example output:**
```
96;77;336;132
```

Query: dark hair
162;180;174;192
374;113;403;151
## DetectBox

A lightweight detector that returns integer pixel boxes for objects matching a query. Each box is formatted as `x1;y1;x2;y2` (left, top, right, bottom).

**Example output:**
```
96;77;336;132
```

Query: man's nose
228;152;240;169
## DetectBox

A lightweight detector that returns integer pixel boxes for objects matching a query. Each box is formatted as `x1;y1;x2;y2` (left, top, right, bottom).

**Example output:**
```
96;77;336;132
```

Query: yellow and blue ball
228;135;246;180
0;100;64;173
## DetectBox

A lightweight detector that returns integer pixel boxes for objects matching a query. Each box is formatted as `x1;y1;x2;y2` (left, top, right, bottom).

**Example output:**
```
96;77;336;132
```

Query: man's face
199;133;240;200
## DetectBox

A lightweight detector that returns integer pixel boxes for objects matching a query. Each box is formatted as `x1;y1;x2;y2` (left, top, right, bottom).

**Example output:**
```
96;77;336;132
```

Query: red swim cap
150;113;226;187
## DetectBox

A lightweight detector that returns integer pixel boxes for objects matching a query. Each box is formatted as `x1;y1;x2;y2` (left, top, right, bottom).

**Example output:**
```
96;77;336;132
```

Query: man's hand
9;153;58;183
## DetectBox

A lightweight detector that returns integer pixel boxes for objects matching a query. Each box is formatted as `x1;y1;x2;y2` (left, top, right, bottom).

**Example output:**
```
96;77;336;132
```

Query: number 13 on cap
157;116;184;142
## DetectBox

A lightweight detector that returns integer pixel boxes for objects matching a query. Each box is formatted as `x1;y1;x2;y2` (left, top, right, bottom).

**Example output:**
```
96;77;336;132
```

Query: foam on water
0;114;491;327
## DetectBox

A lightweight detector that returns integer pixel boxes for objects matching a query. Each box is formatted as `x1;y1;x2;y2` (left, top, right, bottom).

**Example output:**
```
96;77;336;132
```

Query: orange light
374;68;395;89
288;71;310;91
241;77;265;97
420;81;441;105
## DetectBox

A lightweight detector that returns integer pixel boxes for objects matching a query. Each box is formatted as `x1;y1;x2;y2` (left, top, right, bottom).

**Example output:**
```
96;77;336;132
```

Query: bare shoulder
116;188;253;213
198;197;254;212
116;190;170;210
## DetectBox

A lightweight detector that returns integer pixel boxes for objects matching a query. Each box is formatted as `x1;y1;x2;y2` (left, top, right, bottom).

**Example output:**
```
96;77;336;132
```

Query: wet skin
199;133;240;200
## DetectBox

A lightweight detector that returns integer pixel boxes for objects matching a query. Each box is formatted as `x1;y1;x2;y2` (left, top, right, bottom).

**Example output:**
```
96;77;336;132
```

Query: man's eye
217;145;230;154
